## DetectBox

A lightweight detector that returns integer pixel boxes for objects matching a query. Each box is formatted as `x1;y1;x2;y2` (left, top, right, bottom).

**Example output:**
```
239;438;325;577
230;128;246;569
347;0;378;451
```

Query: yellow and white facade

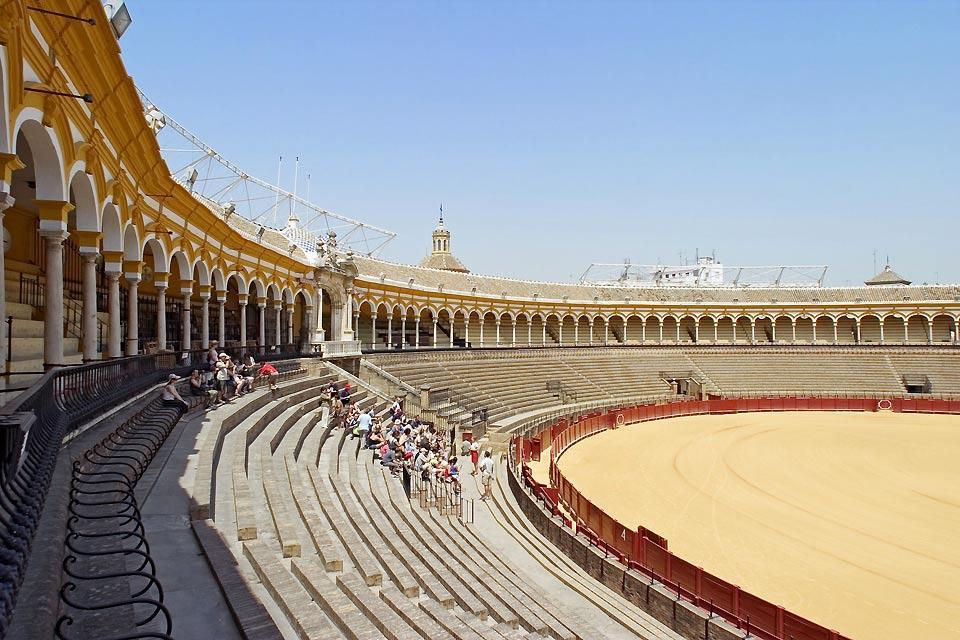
1;0;958;375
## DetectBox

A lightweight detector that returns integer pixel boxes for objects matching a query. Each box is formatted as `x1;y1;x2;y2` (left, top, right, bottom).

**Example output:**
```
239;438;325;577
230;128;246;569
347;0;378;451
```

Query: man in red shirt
258;362;280;398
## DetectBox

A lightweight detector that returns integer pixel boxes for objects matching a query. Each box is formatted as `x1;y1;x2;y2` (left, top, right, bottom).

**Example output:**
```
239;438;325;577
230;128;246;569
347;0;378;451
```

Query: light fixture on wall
145;106;166;133
24;86;94;103
102;2;132;39
28;6;96;25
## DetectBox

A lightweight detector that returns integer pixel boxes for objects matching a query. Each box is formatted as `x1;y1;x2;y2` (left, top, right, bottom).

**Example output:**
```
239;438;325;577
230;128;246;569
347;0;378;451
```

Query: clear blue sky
119;0;959;286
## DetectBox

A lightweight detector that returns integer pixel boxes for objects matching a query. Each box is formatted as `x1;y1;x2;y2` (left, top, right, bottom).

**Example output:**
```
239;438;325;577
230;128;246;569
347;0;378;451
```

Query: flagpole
290;155;300;223
271;155;282;226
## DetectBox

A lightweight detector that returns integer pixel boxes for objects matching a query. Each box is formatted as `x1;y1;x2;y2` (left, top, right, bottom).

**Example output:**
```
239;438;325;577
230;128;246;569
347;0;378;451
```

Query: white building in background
651;256;724;287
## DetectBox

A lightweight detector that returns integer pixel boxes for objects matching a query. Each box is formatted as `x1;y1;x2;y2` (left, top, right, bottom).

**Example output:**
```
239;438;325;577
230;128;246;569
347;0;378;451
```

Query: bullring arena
0;3;958;640
553;411;960;640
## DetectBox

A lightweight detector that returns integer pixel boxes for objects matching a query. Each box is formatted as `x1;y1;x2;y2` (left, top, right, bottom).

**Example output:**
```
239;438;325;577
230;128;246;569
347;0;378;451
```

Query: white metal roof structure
138;89;396;256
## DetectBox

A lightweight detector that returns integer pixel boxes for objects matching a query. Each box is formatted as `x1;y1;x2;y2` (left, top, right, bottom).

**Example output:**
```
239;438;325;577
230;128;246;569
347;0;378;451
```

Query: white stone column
528;322;532;346
904;320;910;344
750;320;756;344
201;292;211;349
791;319;797;344
812;320;817;343
604;322;609;345
238;295;248;346
640;318;646;343
155;284;168;351
41;229;69;367
415;318;421;348
449;317;454;348
511;320;516;347
125;274;141;356
218;296;226;346
658;321;663;343
541;322;546;346
0;193;12;368
400;317;407;349
305;304;316;349
771;321;776;343
495;319;501;346
316;289;325;341
833;321;838;344
432;318;438;348
342;288;355;341
286;303;295;344
274;304;281;348
371;312;377;349
106;271;122;357
713;321;718;344
479;321;484;346
879;320;885;345
387;315;393;349
588;321;594;346
257;299;266;348
574;322;579;345
854;319;861;344
675;321;680;343
557;324;562;345
81;253;99;360
182;291;192;352
694;321;699;343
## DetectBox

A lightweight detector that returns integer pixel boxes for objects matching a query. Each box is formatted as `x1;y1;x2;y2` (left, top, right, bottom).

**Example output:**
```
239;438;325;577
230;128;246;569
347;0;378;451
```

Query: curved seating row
188;368;657;639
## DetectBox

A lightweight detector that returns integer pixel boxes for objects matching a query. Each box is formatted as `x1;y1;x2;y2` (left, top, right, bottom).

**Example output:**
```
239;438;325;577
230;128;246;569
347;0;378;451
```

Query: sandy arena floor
555;411;960;640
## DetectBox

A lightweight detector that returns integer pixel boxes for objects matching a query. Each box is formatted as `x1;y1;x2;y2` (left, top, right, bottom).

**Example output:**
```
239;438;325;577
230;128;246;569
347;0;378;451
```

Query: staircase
610;324;624;343
544;324;561;346
4;276;86;376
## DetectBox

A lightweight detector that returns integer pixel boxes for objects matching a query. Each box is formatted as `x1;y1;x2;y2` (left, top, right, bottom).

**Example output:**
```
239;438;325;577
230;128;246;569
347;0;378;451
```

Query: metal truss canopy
580;262;829;288
137;88;396;257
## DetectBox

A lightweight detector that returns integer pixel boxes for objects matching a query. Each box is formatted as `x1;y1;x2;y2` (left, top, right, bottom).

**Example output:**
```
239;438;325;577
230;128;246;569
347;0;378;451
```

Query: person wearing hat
214;353;232;404
162;374;189;410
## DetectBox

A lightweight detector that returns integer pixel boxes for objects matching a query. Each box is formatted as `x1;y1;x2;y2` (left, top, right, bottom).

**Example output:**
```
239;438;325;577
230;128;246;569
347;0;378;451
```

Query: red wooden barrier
537;394;959;640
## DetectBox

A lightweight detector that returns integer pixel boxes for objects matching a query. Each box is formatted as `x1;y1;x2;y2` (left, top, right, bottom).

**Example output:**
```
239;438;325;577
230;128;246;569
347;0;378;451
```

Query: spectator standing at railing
469;439;481;476
479;450;494;501
204;341;219;383
215;354;232;404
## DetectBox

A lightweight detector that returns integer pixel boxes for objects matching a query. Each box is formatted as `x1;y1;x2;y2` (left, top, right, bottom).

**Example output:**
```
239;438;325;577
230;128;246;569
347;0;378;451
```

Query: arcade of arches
1;5;958;385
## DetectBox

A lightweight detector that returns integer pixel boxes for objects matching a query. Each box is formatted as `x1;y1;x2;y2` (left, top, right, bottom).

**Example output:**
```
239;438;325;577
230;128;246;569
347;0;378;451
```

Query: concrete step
9;337;81;360
5;301;35;321
9;318;44;338
7;352;83;372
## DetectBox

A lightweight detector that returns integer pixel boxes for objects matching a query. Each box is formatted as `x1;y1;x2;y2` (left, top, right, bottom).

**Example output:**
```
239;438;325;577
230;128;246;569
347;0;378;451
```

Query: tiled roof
353;255;958;305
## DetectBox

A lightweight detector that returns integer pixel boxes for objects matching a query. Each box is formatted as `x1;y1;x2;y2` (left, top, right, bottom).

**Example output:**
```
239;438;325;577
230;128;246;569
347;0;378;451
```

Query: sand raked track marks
556;411;960;640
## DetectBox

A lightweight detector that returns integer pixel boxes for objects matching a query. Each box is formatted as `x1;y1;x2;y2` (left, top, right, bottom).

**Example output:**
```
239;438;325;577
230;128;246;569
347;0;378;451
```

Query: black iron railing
0;347;316;635
56;397;185;639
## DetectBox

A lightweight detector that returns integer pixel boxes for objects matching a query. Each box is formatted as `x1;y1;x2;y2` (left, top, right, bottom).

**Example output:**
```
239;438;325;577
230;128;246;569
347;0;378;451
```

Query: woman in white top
162;374;189;410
